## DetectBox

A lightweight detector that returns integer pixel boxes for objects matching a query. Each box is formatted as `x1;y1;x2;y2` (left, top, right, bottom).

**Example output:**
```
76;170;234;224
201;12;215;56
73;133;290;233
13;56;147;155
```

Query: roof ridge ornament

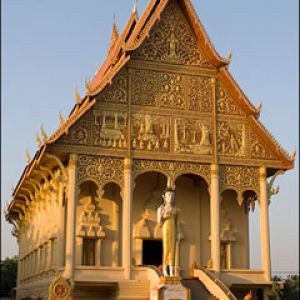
291;146;296;161
109;15;119;52
225;50;232;63
36;133;42;149
256;100;263;113
40;124;48;142
26;149;31;165
59;111;65;126
75;87;81;104
133;0;138;14
85;78;93;95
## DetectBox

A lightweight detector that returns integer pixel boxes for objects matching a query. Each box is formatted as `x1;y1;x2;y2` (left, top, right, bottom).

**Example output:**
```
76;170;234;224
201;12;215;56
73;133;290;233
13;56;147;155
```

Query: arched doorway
174;173;210;278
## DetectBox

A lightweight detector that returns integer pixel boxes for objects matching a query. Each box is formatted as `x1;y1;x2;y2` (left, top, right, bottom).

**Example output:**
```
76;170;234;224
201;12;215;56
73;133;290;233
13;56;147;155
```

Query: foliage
0;255;18;297
269;275;299;300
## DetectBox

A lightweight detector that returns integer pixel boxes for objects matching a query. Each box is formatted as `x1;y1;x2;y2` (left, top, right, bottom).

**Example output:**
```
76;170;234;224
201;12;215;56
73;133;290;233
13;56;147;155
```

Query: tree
1;255;18;297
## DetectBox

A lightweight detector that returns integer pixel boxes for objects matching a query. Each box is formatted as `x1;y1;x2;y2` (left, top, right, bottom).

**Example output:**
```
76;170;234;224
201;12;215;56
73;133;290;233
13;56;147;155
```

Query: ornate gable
132;0;212;67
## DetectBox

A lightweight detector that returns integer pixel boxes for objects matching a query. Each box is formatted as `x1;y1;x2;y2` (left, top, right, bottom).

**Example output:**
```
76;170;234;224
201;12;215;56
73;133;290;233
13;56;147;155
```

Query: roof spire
256;100;263;113
109;15;119;52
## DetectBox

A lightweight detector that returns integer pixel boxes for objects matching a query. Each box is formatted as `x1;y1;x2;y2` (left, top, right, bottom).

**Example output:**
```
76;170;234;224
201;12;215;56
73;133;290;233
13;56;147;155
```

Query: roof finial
226;50;232;63
40;124;48;142
256;100;263;113
133;0;138;14
85;78;93;94
75;87;81;104
36;133;42;148
26;149;31;164
291;146;296;161
59;111;65;126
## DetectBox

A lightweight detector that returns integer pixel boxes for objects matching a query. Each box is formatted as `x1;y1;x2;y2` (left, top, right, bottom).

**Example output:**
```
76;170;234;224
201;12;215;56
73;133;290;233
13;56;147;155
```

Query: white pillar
36;247;40;274
259;167;271;282
64;154;78;279
57;183;66;268
123;158;133;279
210;164;220;273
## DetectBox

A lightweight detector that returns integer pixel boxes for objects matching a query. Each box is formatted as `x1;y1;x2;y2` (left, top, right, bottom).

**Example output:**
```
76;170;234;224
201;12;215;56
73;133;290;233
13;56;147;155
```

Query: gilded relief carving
96;70;127;103
78;155;123;186
174;118;211;154
216;83;244;116
92;111;127;148
217;121;246;157
131;68;212;111
60;112;90;145
132;114;170;151
249;130;275;160
133;1;212;67
219;165;259;193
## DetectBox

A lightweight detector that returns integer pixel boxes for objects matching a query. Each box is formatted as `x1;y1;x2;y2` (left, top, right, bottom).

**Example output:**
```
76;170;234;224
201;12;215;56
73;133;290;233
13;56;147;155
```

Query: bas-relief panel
217;120;247;157
131;69;212;111
174;118;211;154
132;0;212;67
132;114;171;152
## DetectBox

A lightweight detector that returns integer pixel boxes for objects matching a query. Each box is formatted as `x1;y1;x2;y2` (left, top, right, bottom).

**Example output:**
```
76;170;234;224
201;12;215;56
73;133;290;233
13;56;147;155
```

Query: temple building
5;0;295;299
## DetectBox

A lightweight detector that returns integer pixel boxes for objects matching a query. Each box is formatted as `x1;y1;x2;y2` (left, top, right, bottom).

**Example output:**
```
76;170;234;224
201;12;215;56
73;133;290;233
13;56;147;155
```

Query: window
82;238;96;266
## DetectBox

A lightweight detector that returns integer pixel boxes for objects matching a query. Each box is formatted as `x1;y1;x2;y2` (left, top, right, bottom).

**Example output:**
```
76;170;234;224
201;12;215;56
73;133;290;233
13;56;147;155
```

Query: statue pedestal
151;276;190;300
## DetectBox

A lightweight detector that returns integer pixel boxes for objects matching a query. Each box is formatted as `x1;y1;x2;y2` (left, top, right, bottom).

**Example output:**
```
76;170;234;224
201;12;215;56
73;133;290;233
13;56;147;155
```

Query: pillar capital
210;164;219;176
259;166;267;180
124;157;132;171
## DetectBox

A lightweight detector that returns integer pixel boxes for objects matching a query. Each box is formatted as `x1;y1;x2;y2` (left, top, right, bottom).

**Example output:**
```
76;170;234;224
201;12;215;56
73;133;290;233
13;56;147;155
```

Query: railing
194;268;238;300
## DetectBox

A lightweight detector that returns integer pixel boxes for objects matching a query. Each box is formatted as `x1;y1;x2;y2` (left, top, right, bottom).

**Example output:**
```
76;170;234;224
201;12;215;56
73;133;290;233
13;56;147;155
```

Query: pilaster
210;164;220;273
64;153;78;279
123;157;133;279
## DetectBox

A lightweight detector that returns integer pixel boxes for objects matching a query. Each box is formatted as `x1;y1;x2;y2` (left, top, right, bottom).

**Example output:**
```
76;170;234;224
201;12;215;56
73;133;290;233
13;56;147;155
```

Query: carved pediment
133;0;212;67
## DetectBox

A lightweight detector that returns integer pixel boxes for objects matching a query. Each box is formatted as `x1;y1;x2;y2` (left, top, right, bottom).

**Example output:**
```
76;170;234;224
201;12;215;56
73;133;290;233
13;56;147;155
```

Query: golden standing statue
157;188;180;277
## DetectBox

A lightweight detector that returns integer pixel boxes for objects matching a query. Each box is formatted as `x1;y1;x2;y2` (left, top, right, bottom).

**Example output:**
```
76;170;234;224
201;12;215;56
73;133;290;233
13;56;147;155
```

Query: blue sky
2;0;298;275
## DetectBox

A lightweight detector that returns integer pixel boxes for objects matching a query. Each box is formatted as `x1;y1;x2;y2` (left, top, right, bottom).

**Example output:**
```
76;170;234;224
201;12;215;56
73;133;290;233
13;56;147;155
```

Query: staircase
181;279;217;300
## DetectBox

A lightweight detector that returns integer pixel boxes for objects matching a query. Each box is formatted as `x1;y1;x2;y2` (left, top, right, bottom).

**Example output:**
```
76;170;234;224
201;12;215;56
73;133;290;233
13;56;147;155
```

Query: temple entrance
142;240;162;266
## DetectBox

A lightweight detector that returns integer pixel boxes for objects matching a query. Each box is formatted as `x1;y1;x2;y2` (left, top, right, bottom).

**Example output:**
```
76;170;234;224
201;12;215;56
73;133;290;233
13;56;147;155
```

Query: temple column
259;167;271;282
210;164;220;273
57;183;66;268
123;158;133;279
36;247;40;274
64;154;78;279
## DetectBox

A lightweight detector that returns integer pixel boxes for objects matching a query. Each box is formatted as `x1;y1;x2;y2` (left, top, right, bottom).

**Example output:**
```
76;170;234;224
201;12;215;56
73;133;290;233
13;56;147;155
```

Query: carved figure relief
78;155;124;186
93;111;127;148
132;114;170;151
220;203;237;242
249;129;275;160
174;118;211;154
217;121;246;157
216;83;244;116
131;68;212;112
96;69;127;103
219;165;259;194
133;1;212;67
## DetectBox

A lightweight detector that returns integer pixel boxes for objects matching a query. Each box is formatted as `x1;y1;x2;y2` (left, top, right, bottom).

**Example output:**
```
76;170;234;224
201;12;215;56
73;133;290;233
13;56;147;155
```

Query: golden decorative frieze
133;1;212;67
132;114;170;152
249;129;275;160
96;69;127;103
174;117;211;155
78;155;124;186
219;165;259;194
134;159;210;185
131;68;212;112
